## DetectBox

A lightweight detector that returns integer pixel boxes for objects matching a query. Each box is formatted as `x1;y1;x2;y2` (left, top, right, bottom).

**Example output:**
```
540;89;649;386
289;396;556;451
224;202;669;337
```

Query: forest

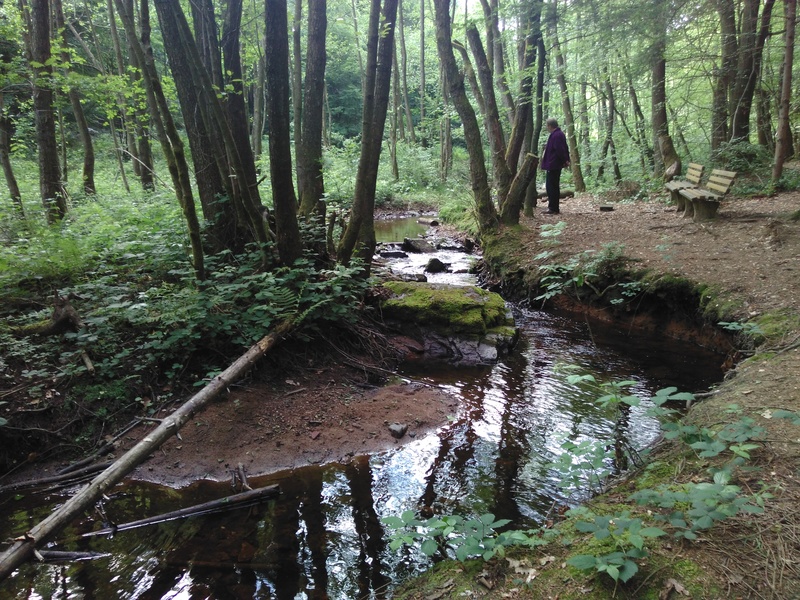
0;0;799;595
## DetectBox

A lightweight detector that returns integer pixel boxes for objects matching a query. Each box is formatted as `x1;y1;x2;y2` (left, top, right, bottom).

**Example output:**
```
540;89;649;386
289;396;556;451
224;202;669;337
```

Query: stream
0;217;726;599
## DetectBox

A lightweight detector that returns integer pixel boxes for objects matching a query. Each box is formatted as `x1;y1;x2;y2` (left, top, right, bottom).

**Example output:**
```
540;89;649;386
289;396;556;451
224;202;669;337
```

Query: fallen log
82;485;279;537
0;320;294;582
37;550;110;563
417;217;439;226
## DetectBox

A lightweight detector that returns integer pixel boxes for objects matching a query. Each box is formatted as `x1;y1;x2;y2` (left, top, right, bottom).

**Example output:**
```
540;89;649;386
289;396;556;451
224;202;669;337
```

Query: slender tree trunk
0;95;23;216
772;0;796;184
713;0;736;149
222;0;262;212
53;0;96;195
251;49;266;158
729;0;775;142
756;86;774;150
432;0;497;233
297;0;327;217
338;0;400;268
419;0;425;130
466;24;511;199
265;0;303;265
29;0;68;222
547;2;585;191
397;0;416;143
650;1;680;181
350;0;364;84
116;0;205;279
523;33;545;218
292;0;303;194
439;62;452;181
453;40;485;115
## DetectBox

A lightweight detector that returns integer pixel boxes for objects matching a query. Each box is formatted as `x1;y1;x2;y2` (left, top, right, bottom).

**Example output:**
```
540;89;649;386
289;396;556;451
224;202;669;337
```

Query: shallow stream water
0;218;726;599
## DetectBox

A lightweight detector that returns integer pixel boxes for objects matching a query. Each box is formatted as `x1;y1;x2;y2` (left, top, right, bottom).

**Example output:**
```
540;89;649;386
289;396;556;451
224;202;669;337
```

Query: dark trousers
545;169;562;213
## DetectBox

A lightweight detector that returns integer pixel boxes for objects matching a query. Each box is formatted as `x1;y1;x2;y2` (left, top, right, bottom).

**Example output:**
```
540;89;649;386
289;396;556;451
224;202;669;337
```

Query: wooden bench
677;169;737;222
664;163;704;214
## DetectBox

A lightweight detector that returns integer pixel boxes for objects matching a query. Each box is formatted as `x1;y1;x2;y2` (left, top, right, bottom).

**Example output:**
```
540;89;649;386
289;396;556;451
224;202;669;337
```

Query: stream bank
394;192;800;599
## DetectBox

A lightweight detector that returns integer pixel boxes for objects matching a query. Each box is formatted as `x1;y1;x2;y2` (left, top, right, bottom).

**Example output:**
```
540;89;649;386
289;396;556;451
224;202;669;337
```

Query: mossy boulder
379;281;518;365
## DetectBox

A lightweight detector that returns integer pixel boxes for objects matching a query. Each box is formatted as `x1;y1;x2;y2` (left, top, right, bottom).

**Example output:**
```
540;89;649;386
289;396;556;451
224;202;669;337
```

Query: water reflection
0;311;724;600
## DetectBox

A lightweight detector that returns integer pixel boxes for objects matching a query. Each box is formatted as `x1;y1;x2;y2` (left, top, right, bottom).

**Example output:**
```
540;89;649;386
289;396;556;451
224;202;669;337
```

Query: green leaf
381;516;404;528
618;560;639;583
420;539;438;556
640;527;666;538
566;554;598;570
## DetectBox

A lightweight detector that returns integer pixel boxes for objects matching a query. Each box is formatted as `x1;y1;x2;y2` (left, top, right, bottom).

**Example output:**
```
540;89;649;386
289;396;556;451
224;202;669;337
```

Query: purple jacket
541;127;569;171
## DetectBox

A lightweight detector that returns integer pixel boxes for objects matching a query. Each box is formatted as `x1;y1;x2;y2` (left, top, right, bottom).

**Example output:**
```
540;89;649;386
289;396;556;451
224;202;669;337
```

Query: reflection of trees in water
345;456;391;598
418;375;487;515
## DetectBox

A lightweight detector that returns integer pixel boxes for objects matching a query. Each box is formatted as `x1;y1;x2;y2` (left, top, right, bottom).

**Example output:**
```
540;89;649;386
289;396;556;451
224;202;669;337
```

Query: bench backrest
705;169;737;195
686;163;704;185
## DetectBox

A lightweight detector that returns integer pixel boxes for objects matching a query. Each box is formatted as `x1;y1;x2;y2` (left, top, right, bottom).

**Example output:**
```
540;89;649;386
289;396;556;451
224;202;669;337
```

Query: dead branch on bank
0;319;294;582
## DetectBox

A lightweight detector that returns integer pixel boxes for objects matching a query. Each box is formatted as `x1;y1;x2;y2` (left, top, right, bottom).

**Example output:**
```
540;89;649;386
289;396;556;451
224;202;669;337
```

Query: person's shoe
541;209;560;214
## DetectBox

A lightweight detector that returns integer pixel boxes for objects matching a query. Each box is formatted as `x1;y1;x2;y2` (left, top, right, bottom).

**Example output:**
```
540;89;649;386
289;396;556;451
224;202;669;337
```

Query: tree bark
547;2;585;192
466;24;511;200
0;95;23;216
397;0;416;143
298;0;328;218
729;0;775;142
116;0;205;280
649;0;679;180
433;0;497;234
771;0;796;184
0;321;293;583
53;0;96;195
29;0;68;222
712;0;736;149
222;0;263;215
292;0;303;193
265;0;304;265
338;0;399;268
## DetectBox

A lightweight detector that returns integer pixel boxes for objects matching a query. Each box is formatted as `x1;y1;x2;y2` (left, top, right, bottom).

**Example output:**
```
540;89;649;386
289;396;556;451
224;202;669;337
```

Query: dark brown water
0;220;726;599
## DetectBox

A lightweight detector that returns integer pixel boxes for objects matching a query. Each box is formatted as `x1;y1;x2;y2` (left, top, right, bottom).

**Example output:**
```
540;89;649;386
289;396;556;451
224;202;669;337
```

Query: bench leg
682;198;694;218
671;189;686;212
691;198;720;222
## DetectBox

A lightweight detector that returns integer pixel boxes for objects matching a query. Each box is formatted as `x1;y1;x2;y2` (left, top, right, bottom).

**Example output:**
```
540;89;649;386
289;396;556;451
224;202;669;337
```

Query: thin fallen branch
0;320;294;582
82;485;278;537
0;461;115;494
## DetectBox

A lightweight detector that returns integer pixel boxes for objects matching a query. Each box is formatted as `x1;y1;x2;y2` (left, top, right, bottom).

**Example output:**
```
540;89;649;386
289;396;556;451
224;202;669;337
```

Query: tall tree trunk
547;2;585;192
419;0;425;131
53;0;95;195
265;0;303;265
466;24;511;199
729;0;775;142
159;0;240;253
222;0;262;213
297;0;327;217
0;95;23;216
29;0;68;222
523;33;545;218
338;0;400;268
713;0;736;149
116;0;205;280
157;0;271;256
397;0;416;143
251;49;266;158
439;62;452;181
649;0;679;180
772;0;796;184
292;0;303;193
350;0;364;84
432;0;497;234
